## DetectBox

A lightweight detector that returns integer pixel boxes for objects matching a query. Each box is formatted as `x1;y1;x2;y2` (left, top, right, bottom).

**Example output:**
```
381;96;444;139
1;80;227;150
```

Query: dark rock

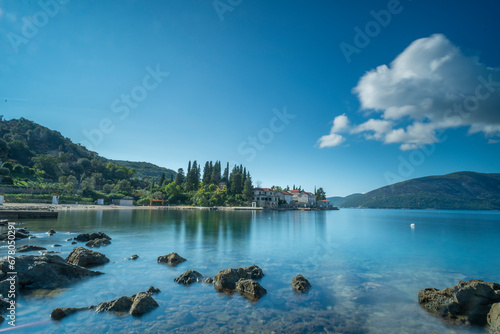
0;315;3;323
86;238;111;248
66;238;72;241
89;232;111;241
203;277;213;284
52;291;158;320
130;292;159;316
0;296;9;313
18;228;30;234
75;233;90;242
71;241;77;245
40;250;60;255
488;303;500;334
75;232;111;242
235;279;267;300
17;245;46;253
96;296;133;313
131;254;139;260
418;279;500;326
0;230;29;241
52;244;62;247
292;274;311;293
47;229;56;235
174;270;203;285
65;247;110;268
146;286;160;295
50;307;87;320
213;265;264;292
0;255;103;293
157;252;186;266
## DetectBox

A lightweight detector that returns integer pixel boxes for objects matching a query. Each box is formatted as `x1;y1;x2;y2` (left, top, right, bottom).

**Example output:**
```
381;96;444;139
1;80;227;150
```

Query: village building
252;188;278;208
275;191;293;206
317;199;332;208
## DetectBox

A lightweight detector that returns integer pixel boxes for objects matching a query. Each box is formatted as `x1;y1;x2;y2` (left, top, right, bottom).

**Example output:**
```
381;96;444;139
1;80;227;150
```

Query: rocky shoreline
0;225;312;323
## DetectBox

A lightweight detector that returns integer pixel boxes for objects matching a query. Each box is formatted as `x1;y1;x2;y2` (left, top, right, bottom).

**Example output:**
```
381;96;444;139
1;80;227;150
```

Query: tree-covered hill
341;172;500;210
107;160;175;181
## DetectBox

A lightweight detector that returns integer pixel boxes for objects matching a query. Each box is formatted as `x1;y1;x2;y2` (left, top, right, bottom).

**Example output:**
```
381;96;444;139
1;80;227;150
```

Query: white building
276;191;293;205
252;188;278;208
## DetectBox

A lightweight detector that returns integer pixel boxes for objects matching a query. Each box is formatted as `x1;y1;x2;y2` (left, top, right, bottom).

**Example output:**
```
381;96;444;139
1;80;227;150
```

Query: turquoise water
1;208;500;333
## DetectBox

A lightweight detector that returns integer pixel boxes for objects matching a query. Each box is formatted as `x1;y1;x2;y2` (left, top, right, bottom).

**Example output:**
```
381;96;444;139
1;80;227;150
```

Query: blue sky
1;0;499;196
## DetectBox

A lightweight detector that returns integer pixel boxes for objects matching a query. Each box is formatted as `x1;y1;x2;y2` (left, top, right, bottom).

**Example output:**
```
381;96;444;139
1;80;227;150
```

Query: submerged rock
146;286;160;295
236;278;267;300
47;229;56;236
174;270;203;285
213;265;264;292
17;245;46;253
86;238;111;248
131;254;139;260
130;292;159;316
51;291;159;320
0;229;29;241
0;255;103;295
292;274;311;293
418;279;500;326
51;307;91;321
488;303;500;334
203;277;213;284
65;247;110;268
157;252;186;266
75;232;111;242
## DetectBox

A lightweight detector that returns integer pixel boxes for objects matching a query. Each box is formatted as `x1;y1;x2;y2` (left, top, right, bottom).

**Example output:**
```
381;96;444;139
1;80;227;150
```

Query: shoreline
0;203;338;212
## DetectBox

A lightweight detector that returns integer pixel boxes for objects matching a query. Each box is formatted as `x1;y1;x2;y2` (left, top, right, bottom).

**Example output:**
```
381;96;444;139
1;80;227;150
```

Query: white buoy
410;223;415;228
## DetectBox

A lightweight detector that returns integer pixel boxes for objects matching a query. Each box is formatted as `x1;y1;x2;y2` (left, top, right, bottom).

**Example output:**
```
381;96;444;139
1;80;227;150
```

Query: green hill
107;160;175;181
326;193;362;207
341;172;500;210
0;117;175;183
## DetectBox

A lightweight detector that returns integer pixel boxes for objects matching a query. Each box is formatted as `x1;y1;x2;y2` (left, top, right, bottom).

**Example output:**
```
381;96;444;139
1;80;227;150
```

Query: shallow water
1;208;500;333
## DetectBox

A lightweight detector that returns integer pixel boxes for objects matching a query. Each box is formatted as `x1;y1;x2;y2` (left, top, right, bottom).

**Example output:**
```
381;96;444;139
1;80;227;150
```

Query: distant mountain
341;172;500;210
108;160;175;181
326;193;362;207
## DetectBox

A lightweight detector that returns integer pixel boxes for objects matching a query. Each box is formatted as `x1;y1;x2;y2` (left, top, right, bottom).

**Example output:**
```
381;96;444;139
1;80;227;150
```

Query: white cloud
318;133;345;148
319;34;500;150
317;114;350;147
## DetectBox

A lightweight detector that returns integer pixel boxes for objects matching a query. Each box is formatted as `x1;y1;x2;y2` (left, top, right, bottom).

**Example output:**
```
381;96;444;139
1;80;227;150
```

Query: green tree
211;161;221;185
243;177;253;201
315;187;326;200
202;161;211;185
1;162;13;171
33;154;60;179
175;168;185;185
159;172;166;186
230;166;243;195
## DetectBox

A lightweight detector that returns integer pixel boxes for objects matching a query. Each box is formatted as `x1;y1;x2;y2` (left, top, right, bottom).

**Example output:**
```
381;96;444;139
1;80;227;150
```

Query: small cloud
488;138;500;144
318;133;345;148
319;34;500;150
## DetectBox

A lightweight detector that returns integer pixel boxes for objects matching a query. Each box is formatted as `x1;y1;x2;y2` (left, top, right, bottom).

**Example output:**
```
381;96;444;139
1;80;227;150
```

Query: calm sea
2;208;500;333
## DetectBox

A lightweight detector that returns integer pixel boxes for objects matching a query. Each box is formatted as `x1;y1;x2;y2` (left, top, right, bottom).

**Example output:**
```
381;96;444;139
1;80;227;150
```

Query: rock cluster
74;232;112;248
418;279;500;327
51;290;159;320
0;255;103;296
213;265;266;300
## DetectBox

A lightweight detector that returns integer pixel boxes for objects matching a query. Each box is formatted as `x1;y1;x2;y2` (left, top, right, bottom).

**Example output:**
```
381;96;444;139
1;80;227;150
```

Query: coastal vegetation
0;117;253;206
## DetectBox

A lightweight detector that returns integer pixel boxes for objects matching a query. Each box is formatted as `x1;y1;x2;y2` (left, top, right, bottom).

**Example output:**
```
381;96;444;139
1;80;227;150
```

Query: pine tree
159;172;166;186
243;173;253;200
175;168;185;185
202;161;211;185
211;161;221;185
223;162;229;183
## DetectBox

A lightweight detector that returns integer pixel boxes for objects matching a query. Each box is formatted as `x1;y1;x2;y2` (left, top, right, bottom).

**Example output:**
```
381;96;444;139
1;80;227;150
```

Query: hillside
107;160;175;181
341;172;500;210
0;117;175;183
327;193;362;207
